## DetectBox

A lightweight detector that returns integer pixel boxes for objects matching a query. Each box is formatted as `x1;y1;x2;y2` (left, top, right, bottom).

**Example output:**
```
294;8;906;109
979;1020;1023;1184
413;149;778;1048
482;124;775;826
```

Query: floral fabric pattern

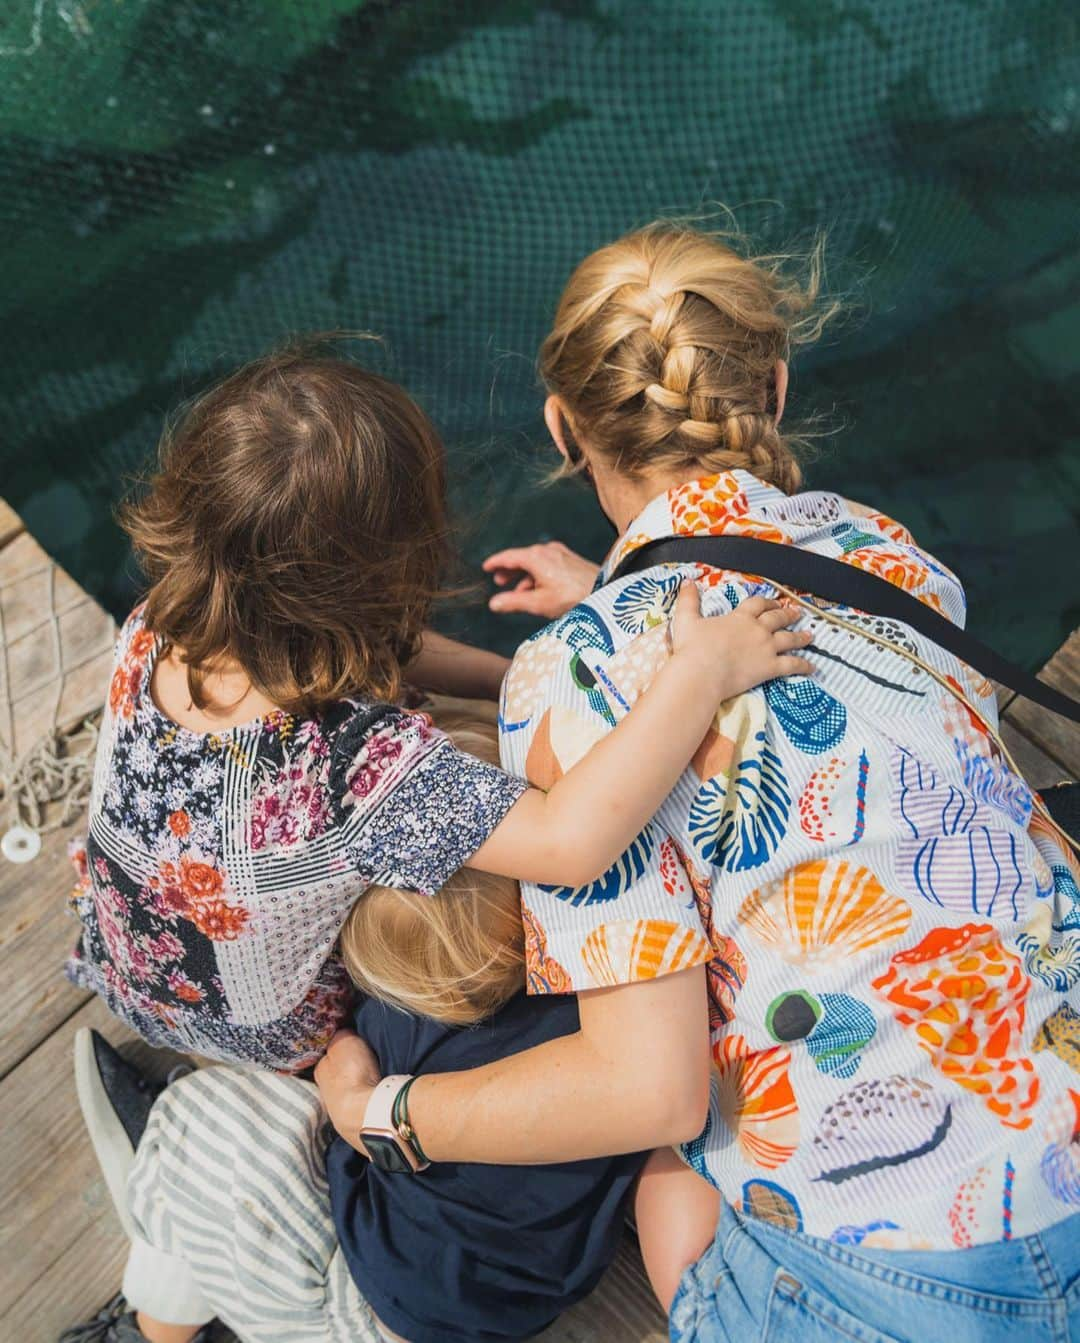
68;608;527;1070
499;468;1077;1249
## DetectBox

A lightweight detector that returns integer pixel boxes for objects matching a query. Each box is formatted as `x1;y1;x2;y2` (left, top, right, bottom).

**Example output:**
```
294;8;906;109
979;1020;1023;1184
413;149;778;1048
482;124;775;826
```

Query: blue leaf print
539;825;655;906
689;731;790;872
612;573;682;636
830;522;887;553
806;993;877;1079
681;1106;717;1183
766;678;847;755
1054;866;1080;932
552;605;615;657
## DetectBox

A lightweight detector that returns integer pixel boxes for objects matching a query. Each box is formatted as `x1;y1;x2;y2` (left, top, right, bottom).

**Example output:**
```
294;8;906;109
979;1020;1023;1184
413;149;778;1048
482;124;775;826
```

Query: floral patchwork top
67;607;526;1070
500;469;1080;1250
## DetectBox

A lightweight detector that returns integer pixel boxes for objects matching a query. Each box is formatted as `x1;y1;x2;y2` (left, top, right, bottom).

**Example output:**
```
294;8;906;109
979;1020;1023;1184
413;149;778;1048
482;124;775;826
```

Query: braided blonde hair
539;222;839;494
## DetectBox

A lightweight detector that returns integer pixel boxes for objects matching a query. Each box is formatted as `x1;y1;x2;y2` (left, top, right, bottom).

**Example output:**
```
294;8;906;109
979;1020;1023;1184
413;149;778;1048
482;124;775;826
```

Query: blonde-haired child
330;707;650;1343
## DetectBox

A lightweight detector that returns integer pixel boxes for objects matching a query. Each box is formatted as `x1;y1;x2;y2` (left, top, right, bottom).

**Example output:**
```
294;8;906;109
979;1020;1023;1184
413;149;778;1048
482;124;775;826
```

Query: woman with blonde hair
319;222;1080;1340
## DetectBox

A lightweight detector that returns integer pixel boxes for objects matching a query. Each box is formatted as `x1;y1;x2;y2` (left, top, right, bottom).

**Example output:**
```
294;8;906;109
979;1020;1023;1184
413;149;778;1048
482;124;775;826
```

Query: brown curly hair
120;339;451;717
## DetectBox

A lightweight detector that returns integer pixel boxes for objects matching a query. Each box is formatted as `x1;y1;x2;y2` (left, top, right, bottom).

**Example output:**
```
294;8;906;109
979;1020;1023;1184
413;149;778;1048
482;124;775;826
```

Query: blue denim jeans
670;1203;1080;1343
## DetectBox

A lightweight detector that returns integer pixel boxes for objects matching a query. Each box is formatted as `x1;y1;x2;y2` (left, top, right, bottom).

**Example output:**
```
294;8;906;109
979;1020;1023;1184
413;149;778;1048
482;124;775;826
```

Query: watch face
364;1132;414;1174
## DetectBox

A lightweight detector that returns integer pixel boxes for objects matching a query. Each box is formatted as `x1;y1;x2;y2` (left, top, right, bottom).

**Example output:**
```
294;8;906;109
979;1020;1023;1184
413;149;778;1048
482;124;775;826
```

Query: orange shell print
581;918;712;987
522;902;572;994
524;705;605;790
669;472;788;544
846;545;929;595
738;858;912;971
872;923;1039;1130
714;1034;799;1169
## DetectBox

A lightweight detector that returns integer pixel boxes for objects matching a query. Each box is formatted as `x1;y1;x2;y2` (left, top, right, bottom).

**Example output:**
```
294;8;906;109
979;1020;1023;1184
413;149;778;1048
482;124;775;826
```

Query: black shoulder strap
608;535;1080;724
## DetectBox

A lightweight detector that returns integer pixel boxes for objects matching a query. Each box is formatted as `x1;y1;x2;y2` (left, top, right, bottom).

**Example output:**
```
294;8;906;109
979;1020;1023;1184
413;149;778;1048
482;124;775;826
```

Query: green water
0;0;1077;665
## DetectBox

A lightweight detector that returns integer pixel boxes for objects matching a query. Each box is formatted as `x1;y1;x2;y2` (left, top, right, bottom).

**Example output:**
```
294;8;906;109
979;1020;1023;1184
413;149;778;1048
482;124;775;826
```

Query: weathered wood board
0;529;114;765
0;999;186;1342
1003;631;1080;779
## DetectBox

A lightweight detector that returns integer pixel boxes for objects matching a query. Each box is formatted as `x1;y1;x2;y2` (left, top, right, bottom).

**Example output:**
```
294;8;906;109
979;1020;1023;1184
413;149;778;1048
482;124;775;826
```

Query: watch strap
362;1074;412;1135
392;1076;429;1167
361;1074;430;1172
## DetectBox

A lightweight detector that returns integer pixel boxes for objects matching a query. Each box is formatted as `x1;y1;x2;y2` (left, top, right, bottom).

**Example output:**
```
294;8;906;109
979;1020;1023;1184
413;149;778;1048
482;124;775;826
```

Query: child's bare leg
634;1146;722;1313
134;1313;204;1343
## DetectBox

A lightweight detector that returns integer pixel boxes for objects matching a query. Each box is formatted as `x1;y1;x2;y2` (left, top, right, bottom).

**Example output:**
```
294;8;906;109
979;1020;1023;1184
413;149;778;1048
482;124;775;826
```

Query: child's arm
407;630;510;701
468;585;810;887
634;1146;722;1312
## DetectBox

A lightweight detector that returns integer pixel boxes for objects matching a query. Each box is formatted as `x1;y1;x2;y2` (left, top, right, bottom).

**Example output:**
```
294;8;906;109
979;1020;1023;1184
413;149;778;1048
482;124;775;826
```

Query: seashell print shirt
500;469;1079;1250
67;607;526;1070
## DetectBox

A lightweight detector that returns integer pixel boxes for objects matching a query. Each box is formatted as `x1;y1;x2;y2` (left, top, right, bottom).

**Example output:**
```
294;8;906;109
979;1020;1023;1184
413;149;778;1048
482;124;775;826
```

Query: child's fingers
772;629;814;652
669;580;702;641
757;604;803;631
774;654;814;678
737;595;781;619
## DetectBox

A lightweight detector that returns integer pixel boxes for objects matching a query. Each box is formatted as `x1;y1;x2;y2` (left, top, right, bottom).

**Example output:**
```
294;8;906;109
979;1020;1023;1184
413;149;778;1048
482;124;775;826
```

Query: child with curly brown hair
66;339;810;1073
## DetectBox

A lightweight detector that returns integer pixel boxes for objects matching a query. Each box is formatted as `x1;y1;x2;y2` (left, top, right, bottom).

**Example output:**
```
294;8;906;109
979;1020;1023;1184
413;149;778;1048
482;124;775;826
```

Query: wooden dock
0;504;1076;1343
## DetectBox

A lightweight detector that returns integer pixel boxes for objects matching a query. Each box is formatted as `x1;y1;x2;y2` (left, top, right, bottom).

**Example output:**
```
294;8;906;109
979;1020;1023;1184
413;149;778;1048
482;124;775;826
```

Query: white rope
0;557;112;839
5;713;100;832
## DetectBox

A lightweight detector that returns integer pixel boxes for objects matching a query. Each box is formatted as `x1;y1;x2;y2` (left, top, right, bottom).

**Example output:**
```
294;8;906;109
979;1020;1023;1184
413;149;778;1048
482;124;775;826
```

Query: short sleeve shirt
328;992;644;1343
499;469;1079;1250
67;607;526;1070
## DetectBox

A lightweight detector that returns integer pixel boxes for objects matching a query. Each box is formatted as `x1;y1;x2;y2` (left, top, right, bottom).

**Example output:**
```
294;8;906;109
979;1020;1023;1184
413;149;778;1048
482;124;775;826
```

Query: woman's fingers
489;586;556;615
736;595;779;619
482;545;545;574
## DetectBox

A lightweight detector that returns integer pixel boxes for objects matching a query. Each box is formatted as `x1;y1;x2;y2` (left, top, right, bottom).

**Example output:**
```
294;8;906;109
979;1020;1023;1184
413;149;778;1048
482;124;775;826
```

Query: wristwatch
360;1074;430;1173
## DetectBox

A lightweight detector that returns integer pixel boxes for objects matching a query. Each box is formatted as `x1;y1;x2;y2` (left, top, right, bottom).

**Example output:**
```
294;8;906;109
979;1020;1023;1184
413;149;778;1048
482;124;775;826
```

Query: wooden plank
0;998;186;1341
0;814;91;1079
546;1236;666;1341
1000;720;1073;790
1003;631;1080;780
0;528;115;762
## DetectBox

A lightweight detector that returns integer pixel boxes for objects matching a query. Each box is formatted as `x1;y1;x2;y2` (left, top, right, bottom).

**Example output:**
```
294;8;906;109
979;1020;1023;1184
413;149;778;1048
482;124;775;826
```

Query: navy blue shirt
327;993;645;1343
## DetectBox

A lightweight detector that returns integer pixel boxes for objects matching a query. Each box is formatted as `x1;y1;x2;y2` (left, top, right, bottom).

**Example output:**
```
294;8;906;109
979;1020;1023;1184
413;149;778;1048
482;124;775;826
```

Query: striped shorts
125;1066;381;1343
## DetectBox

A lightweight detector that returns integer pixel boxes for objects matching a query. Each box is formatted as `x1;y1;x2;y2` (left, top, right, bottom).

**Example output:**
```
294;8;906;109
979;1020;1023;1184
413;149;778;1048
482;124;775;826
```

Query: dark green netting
1;0;1077;665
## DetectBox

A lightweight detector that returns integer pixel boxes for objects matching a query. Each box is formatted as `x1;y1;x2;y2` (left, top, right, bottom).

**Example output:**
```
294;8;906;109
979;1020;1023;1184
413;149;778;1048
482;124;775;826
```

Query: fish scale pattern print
499;468;1080;1250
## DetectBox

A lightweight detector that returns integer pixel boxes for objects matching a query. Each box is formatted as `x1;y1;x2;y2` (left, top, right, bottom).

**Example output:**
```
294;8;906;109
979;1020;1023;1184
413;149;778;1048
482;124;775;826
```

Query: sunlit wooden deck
1;503;1076;1342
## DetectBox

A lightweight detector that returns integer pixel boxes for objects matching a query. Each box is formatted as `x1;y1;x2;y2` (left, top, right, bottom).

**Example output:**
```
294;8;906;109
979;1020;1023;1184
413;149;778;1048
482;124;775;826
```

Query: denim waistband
730;1202;1080;1320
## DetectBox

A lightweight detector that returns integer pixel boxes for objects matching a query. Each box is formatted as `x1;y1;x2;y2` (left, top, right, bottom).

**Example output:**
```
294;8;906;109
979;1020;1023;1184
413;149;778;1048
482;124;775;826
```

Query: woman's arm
316;964;710;1163
469;587;811;888
407;629;510;701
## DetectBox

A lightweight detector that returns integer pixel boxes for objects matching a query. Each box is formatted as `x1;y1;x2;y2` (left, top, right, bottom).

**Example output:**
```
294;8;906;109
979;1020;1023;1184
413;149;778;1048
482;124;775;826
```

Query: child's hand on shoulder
668;583;813;703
